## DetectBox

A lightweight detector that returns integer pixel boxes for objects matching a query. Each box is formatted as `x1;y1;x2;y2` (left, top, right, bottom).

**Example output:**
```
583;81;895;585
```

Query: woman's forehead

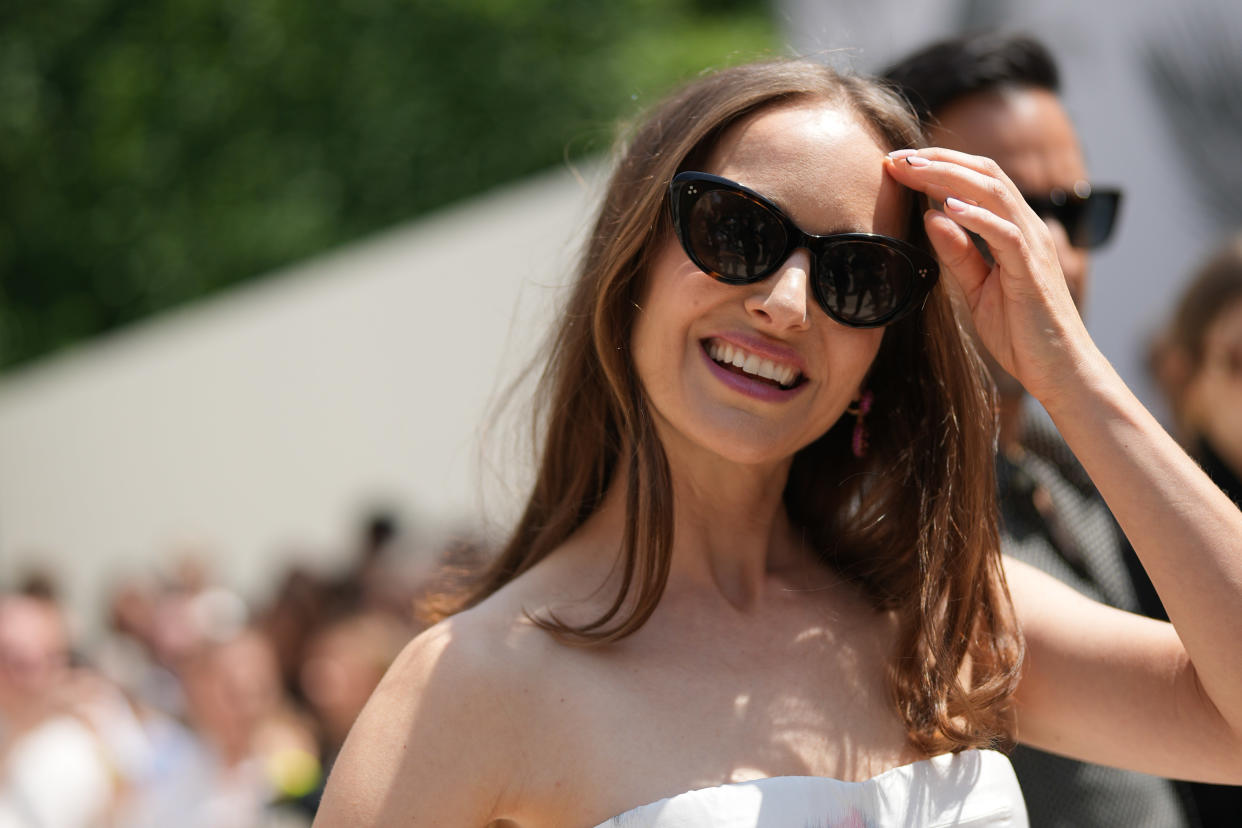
702;102;906;236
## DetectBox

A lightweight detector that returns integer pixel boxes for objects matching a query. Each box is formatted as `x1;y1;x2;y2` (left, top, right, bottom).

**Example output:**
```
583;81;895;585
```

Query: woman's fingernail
944;196;968;212
904;155;932;167
888;149;917;159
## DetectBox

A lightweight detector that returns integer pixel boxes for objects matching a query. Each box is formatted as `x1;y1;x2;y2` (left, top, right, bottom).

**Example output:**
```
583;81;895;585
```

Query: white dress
593;750;1028;828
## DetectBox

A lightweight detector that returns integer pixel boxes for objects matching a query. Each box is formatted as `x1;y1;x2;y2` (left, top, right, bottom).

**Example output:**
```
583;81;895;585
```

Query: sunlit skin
1185;298;1242;472
313;90;1242;827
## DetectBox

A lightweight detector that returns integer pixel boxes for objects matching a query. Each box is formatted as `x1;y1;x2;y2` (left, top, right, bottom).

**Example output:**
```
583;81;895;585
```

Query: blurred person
294;611;408;815
337;510;420;619
13;570;58;604
261;514;414;704
884;32;1192;827
93;575;181;714
58;666;161;826
173;628;318;828
316;58;1242;825
96;574;307;828
6;572;217;828
125;553;250;717
0;593;116;826
1151;231;1242;504
263;565;335;703
1149;231;1242;825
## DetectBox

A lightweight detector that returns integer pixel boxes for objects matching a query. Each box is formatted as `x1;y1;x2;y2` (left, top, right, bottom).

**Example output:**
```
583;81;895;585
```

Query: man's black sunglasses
1022;185;1122;250
668;172;940;328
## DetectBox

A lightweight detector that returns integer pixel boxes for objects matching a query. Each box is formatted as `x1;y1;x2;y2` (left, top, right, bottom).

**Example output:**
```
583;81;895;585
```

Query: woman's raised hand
889;148;1242;785
884;148;1098;407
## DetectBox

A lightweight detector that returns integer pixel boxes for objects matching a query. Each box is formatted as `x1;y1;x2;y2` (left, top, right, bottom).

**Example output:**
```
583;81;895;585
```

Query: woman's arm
1004;556;1241;781
887;148;1242;781
313;617;523;826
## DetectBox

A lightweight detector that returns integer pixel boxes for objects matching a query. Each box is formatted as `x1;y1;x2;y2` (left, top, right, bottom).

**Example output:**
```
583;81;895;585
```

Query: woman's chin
661;419;823;471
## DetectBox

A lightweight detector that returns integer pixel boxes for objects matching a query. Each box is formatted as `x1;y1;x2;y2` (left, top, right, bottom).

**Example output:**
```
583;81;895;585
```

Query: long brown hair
452;60;1021;755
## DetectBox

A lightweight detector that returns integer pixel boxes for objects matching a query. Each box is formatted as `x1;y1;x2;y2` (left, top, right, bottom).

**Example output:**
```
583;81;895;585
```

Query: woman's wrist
1027;335;1118;424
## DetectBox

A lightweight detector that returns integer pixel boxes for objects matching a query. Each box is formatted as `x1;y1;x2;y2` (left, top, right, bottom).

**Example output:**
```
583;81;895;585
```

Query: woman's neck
579;438;811;614
669;459;805;609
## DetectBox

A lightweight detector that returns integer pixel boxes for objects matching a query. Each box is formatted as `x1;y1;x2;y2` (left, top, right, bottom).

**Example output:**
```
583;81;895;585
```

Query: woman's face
631;101;907;468
1186;297;1242;468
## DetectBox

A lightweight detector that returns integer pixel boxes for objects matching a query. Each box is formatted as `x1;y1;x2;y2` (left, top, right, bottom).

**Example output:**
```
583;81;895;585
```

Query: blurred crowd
0;514;485;827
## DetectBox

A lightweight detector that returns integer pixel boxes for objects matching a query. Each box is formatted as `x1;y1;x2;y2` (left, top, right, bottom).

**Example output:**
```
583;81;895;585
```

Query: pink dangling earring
847;390;874;458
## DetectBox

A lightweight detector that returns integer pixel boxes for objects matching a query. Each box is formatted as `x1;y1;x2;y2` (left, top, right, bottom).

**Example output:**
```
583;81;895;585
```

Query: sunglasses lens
684;188;788;282
1026;190;1122;249
817;242;915;326
1073;192;1121;249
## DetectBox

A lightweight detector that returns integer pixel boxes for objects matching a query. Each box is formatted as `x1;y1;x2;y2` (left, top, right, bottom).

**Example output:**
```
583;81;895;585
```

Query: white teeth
705;340;800;388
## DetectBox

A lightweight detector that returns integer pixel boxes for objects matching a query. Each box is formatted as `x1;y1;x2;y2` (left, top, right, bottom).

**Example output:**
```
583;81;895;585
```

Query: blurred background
1;0;1240;823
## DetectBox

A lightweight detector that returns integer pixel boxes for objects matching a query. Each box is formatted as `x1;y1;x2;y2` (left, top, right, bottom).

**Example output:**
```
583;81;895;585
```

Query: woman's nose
744;248;812;330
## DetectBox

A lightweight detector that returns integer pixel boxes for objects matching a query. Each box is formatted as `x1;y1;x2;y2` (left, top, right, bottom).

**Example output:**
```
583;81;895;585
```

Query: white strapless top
593;749;1027;827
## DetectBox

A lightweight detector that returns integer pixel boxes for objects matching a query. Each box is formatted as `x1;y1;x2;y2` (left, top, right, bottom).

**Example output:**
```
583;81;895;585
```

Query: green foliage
0;0;775;368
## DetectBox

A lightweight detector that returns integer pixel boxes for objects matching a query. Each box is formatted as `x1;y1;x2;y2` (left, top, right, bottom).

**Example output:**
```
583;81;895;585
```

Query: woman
1152;233;1242;508
314;61;1242;826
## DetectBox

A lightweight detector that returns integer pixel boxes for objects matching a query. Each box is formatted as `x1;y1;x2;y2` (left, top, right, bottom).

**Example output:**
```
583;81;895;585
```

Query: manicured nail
944;196;968;212
888;149;917;159
904;155;931;167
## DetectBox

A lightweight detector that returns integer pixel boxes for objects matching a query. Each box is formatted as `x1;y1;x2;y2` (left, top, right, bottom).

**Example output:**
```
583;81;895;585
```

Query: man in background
884;32;1204;827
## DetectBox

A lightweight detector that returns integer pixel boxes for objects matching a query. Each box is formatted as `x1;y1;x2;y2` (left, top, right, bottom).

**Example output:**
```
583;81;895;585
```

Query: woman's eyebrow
777;198;866;235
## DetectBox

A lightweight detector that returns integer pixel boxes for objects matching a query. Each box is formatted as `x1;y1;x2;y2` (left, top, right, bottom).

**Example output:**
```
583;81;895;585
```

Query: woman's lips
700;339;807;401
704;338;802;387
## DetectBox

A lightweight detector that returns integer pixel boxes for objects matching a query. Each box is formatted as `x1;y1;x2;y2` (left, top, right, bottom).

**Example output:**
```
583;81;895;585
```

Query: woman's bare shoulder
314;592;562;826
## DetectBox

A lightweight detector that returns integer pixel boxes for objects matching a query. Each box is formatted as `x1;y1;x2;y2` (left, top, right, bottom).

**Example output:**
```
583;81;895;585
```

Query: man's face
928;86;1091;311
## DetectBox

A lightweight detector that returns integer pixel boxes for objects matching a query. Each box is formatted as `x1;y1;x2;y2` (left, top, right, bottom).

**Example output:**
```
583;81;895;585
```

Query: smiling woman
312;60;1242;827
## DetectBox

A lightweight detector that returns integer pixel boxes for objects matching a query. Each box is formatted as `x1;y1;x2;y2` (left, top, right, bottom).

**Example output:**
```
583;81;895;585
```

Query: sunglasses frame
668;171;940;328
1022;186;1123;250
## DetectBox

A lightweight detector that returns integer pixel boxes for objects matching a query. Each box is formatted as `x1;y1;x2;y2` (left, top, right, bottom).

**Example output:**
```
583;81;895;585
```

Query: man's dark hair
881;32;1060;122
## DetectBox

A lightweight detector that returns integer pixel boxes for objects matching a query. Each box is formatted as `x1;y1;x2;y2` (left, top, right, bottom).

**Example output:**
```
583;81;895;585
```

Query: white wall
0;163;601;628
